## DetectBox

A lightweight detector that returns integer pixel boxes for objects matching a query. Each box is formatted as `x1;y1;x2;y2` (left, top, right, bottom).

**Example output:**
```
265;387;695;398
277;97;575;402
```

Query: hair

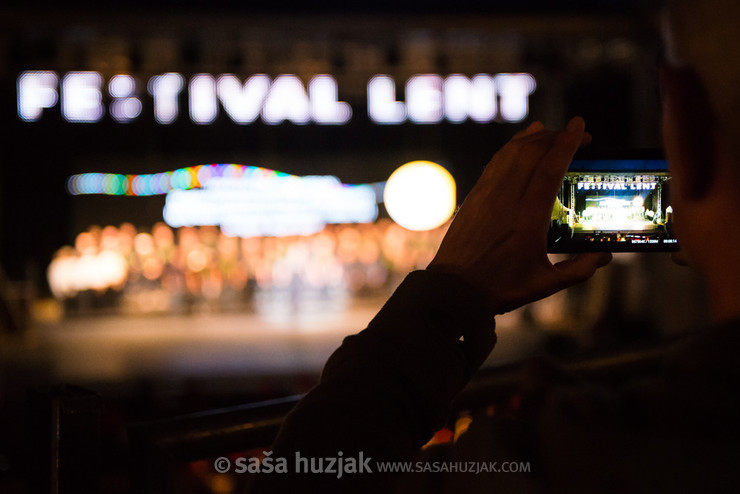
664;0;740;160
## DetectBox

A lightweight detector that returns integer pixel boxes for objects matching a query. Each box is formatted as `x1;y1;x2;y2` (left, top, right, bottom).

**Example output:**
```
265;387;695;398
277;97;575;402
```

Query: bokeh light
383;160;456;231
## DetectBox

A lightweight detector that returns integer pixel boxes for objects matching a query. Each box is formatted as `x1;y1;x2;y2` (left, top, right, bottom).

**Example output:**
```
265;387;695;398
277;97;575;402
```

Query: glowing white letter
309;75;352;124
443;74;496;123
189;74;218;125
148;73;184;124
17;71;59;121
262;75;311;125
367;75;406;124
406;75;443;124
109;74;142;123
62;72;104;123
495;73;536;122
217;74;270;124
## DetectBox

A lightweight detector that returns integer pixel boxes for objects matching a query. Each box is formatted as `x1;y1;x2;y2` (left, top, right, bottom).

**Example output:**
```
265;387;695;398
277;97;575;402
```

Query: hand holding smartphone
547;150;679;252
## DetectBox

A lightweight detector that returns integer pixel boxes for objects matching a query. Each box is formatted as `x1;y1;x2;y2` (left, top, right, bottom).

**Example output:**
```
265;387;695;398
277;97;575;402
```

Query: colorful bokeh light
66;164;292;196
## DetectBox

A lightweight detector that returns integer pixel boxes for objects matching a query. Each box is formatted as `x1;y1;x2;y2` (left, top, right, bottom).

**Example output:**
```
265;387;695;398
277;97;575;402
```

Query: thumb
552;252;612;288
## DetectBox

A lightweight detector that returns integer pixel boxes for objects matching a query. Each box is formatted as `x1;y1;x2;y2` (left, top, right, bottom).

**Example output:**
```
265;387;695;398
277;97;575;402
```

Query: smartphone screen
547;152;679;252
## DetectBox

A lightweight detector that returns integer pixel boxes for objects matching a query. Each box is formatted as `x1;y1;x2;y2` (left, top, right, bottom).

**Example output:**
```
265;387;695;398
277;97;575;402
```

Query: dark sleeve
250;269;496;493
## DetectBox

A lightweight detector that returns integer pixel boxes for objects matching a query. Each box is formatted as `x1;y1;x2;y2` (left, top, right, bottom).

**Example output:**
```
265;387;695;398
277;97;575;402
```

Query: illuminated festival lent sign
577;182;657;191
67;164;380;237
17;71;536;125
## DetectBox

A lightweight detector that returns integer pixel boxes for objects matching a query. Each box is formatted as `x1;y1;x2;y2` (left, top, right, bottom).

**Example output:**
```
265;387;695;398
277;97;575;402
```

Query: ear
660;65;718;200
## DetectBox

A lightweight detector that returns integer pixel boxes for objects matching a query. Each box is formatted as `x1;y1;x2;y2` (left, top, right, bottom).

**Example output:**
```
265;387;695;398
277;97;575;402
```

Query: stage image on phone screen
547;157;679;252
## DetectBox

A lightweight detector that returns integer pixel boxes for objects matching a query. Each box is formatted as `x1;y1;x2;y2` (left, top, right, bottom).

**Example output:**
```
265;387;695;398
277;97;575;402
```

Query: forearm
253;270;495;491
250;119;609;493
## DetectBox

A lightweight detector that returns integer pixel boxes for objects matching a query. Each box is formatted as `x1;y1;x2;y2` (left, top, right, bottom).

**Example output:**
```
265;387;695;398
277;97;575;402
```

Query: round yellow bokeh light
384;160;456;231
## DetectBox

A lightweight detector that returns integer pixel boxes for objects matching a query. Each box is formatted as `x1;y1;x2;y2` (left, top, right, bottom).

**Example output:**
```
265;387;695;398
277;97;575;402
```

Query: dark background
0;1;662;287
3;3;707;493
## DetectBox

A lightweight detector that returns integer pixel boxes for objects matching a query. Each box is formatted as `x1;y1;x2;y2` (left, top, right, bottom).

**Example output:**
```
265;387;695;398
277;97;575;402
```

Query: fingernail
566;117;584;132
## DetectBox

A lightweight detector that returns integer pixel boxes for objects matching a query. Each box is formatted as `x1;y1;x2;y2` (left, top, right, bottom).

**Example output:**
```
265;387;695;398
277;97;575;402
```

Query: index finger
520;117;587;225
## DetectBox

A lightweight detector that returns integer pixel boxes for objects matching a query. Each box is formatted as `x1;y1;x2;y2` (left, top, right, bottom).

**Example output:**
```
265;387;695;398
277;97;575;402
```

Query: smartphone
547;150;679;253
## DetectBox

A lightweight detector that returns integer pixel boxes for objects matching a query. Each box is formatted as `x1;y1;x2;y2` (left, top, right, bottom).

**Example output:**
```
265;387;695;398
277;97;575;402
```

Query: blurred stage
4;297;544;393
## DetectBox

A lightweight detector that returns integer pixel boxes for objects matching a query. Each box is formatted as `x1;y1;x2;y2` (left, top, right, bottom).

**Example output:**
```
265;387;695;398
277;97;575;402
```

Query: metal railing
27;342;670;493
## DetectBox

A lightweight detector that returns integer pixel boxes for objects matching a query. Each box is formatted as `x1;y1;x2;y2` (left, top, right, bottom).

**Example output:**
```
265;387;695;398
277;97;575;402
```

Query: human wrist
425;263;493;314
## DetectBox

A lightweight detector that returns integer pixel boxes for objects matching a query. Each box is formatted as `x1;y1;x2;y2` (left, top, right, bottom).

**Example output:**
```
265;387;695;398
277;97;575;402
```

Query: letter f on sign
18;71;59;121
